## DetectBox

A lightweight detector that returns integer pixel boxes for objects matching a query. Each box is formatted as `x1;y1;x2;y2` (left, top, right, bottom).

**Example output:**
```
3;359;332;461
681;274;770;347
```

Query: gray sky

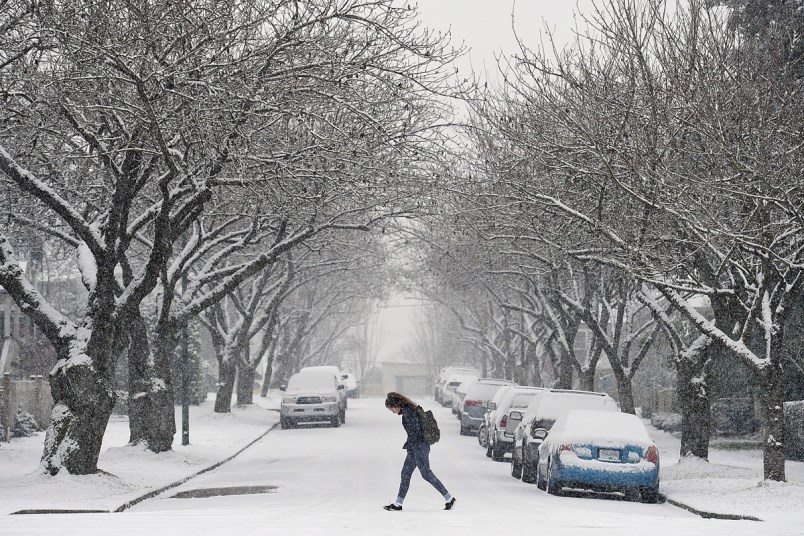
414;0;593;81
374;2;595;365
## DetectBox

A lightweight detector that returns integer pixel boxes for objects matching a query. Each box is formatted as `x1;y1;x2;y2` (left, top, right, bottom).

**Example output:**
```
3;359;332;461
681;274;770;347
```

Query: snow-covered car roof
549;409;653;445
522;390;617;421
286;371;339;391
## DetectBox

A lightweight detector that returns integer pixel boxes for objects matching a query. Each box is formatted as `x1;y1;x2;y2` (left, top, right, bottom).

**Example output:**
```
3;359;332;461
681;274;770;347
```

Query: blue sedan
534;409;660;503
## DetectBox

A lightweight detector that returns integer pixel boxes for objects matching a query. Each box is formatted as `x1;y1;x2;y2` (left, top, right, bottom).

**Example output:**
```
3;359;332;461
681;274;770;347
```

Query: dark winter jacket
401;405;427;450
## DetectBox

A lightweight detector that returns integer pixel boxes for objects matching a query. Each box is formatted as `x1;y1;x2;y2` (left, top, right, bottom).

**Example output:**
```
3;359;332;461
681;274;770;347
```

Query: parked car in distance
486;387;546;461
480;385;519;449
511;389;618;482
298;365;348;419
441;374;477;408
452;378;477;416
434;365;480;404
459;378;515;435
342;372;360;398
280;371;345;429
535;409;660;503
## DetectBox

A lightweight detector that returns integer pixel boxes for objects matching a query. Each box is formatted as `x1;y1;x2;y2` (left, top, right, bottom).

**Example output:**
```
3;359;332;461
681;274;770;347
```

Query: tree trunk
42;356;116;475
556;347;575;389
127;314;151;445
614;372;636;415
260;354;275;397
214;360;236;413
127;314;176;452
578;368;595;392
236;365;255;405
758;348;786;481
677;347;710;459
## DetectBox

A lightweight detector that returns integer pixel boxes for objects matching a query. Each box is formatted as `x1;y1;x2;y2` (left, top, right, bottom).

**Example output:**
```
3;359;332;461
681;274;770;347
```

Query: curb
114;421;280;512
9;420;280;515
662;495;762;522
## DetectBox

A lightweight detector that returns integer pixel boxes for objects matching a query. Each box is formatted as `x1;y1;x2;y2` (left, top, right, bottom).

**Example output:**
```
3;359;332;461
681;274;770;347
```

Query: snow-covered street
2;397;802;535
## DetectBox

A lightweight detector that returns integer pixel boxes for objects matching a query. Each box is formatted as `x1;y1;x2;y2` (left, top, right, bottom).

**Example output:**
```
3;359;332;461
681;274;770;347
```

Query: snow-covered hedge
785;401;804;461
650;412;682;432
11;408;39;437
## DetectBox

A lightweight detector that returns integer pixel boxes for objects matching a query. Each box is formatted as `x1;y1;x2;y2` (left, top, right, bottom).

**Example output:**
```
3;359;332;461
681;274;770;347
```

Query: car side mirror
280;384;287;391
338;384;345;390
532;428;548;441
487;402;497;411
509;411;523;421
342;374;348;380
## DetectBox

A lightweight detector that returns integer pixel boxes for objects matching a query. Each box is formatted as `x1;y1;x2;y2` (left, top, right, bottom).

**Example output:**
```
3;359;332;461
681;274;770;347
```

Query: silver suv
485;387;546;461
280;371;345;429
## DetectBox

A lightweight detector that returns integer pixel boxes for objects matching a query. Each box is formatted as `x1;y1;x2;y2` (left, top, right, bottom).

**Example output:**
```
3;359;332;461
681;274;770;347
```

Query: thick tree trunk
214;360;236;413
677;348;710;459
236;365;255;405
578;368;595;392
128;316;176;452
614;372;636;415
556;348;575;389
42;357;116;475
759;353;786;481
127;314;151;445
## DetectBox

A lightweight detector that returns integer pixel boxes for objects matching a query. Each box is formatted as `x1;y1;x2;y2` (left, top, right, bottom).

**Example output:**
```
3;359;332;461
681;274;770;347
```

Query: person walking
383;391;456;511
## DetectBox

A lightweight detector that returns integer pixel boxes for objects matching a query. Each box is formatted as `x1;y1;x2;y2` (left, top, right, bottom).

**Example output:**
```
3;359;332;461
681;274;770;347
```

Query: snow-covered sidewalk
1;394;803;525
0;394;282;515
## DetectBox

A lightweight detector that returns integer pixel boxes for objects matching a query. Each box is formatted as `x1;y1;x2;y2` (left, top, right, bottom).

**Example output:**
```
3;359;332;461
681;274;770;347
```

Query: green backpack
416;405;440;445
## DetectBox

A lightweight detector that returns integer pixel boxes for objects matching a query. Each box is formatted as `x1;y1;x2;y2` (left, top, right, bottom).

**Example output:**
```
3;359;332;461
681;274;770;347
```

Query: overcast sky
414;0;594;81
374;2;595;365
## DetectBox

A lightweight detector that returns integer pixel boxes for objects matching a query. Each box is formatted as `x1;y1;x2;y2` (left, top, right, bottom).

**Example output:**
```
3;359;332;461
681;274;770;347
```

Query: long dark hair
385;392;417;410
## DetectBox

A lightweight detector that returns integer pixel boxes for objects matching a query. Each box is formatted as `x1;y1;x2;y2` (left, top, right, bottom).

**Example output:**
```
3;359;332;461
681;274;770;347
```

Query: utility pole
181;270;190;445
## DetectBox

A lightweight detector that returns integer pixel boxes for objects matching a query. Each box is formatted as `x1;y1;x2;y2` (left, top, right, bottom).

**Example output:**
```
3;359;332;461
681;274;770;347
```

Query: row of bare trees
0;0;460;475
409;0;803;482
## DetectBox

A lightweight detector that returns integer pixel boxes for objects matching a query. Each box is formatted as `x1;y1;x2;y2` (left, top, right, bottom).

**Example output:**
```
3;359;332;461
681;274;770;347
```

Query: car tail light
559;443;573;455
645;445;659;464
464;400;481;406
499;415;507;428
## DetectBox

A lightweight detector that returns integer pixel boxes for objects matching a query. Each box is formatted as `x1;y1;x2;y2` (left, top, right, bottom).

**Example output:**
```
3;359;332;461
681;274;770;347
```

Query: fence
1;373;53;442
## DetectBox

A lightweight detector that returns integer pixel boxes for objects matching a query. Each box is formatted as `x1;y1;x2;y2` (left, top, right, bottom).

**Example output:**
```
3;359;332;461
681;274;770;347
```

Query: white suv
281;371;345;429
299;365;348;419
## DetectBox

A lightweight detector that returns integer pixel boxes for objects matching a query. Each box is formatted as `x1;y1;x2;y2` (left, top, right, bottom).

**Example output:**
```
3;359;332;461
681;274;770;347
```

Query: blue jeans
397;444;449;500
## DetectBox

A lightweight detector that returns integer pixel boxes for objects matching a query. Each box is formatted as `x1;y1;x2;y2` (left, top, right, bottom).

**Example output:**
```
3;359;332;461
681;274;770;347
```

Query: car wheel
477;424;488;447
546;460;562;496
330;414;342;427
485;438;493;457
521;447;536;483
511;453;523;479
640;487;660;504
340;408;346;424
535;462;547;490
491;443;505;462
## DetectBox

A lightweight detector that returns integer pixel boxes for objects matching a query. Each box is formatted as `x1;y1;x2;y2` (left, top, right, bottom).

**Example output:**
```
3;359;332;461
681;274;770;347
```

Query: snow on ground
1;394;803;535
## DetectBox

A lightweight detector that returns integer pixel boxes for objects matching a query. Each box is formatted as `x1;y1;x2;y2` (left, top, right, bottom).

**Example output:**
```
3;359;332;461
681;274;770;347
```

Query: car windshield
287;372;335;390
